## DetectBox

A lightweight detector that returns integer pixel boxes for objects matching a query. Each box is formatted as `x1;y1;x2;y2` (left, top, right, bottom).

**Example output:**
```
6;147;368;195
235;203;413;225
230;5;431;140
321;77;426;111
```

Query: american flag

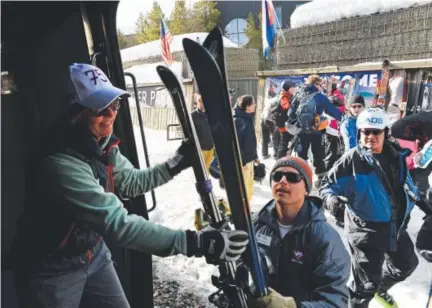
160;18;173;66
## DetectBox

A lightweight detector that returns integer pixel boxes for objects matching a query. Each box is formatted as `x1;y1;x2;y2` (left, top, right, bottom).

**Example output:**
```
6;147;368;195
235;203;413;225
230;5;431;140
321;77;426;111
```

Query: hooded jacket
253;197;350;308
234;106;258;165
320;141;419;250
16;124;188;260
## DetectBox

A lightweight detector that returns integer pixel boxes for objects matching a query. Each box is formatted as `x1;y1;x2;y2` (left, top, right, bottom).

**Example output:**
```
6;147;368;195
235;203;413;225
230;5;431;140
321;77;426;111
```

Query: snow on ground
291;0;432;29
134;127;431;307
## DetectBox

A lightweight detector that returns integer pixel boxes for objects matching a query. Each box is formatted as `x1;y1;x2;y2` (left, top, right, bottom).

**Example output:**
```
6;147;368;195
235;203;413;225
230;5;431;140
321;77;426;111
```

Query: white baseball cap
68;63;130;111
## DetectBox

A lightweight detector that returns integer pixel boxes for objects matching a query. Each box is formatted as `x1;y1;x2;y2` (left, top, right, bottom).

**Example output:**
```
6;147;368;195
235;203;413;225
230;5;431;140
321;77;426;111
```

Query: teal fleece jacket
39;144;188;257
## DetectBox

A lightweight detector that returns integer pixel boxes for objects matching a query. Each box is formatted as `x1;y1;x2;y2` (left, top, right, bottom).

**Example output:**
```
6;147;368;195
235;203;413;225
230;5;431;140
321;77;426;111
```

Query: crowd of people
251;75;432;308
192;74;431;308
10;63;431;308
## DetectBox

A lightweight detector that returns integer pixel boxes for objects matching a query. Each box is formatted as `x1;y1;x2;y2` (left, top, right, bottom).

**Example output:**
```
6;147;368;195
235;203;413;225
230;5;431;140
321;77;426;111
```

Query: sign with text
265;70;381;107
127;85;174;108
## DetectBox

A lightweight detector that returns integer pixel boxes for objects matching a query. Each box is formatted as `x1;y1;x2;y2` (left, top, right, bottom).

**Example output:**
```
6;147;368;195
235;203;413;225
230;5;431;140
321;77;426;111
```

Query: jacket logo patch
256;233;272;246
291;249;304;264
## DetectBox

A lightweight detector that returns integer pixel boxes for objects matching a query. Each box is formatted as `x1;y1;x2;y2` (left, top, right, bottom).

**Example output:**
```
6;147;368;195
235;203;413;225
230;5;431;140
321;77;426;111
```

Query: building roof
120;32;239;63
124;61;183;86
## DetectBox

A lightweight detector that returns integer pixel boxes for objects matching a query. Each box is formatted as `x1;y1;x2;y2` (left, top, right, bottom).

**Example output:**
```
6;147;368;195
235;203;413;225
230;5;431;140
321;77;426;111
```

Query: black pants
276;131;293;159
346;213;419;308
273;129;280;158
261;120;273;157
324;134;342;172
296;131;326;175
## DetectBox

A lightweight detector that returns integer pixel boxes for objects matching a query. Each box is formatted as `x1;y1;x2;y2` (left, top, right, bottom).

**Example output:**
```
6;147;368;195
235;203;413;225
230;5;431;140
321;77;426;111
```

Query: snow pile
133;127;431;307
291;0;432;29
120;32;239;64
124;61;183;85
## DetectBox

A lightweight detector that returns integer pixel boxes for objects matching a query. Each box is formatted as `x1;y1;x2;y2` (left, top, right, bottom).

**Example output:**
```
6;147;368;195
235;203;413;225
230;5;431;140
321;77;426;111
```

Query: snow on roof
291;0;432;29
124;61;183;86
121;32;239;63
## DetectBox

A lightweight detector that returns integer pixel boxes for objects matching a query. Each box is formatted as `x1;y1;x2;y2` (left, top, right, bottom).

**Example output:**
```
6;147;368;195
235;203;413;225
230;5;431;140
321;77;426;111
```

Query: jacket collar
234;106;254;121
357;140;411;167
256;196;326;234
48;124;120;160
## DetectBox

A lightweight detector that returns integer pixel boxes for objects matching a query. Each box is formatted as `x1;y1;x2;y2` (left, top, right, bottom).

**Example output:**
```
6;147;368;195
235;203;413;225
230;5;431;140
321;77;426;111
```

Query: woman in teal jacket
12;63;249;308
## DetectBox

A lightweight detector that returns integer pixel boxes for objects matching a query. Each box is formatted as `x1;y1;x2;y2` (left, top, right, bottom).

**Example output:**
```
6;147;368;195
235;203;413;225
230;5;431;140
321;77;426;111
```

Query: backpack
289;86;320;132
269;95;289;126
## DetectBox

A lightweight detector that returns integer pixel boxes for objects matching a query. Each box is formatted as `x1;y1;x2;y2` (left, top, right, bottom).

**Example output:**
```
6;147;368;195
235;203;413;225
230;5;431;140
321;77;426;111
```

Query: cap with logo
68;63;130;111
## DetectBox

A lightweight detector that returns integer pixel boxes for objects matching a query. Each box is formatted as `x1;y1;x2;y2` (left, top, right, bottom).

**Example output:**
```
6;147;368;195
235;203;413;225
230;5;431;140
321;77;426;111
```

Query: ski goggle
361;129;384;136
414;143;432;169
92;100;121;117
271;171;303;183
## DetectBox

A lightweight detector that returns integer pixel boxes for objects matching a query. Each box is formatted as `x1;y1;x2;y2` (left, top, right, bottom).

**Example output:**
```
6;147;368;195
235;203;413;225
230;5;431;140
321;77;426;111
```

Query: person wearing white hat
11;63;249;308
320;107;421;308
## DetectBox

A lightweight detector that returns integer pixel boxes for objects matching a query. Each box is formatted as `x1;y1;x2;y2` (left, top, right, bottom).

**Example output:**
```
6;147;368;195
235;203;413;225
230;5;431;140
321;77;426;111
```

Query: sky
117;0;196;34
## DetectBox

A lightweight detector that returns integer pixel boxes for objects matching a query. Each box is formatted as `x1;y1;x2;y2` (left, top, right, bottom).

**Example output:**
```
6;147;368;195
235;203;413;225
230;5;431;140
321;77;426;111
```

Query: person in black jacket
234;95;258;202
249;156;350;308
268;80;297;159
191;93;214;171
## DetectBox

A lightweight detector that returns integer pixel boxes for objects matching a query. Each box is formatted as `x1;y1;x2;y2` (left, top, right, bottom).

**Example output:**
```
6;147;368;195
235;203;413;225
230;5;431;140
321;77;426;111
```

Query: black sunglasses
361;129;384;136
272;171;303;183
92;100;121;117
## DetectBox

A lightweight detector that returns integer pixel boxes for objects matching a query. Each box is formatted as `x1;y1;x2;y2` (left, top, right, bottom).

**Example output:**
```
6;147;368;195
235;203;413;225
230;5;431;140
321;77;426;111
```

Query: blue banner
265;70;382;107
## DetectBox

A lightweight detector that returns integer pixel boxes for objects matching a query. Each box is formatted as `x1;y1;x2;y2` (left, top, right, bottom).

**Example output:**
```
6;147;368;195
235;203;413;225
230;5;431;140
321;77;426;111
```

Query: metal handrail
124;72;157;213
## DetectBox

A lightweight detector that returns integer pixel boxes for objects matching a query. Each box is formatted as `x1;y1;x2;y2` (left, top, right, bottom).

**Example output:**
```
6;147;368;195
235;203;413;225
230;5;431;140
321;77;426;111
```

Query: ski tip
182;37;201;49
156;65;169;74
203;26;223;47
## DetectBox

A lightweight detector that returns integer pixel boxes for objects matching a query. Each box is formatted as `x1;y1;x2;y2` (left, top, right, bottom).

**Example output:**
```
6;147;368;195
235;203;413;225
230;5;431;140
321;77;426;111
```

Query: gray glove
186;227;249;264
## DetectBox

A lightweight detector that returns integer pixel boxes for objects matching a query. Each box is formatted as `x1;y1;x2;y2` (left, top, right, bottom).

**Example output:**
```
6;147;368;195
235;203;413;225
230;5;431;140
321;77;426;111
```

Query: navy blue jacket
340;115;357;151
320;141;419;249
234;107;257;165
253;197;350;308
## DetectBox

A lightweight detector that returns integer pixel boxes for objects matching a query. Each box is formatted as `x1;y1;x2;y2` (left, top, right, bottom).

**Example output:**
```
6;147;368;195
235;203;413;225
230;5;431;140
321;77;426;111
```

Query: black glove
186;227;249;264
166;139;194;176
326;195;347;219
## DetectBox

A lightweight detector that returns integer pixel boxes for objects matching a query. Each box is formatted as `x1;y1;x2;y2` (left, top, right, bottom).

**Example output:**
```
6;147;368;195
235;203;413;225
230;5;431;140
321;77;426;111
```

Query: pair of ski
156;27;268;307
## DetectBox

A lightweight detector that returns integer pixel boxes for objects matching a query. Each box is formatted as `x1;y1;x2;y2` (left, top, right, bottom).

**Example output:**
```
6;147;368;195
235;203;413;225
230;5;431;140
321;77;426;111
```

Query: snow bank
291;0;432;29
124;61;183;85
120;32;239;63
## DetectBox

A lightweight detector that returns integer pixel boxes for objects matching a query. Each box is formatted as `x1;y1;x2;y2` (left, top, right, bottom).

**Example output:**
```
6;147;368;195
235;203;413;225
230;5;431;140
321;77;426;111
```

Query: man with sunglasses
341;94;365;151
320;107;420;308
12;63;250;307
249;156;350;308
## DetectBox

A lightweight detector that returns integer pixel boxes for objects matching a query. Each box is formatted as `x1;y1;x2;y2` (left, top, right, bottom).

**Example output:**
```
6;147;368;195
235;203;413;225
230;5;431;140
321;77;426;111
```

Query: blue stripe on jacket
320;143;418;224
